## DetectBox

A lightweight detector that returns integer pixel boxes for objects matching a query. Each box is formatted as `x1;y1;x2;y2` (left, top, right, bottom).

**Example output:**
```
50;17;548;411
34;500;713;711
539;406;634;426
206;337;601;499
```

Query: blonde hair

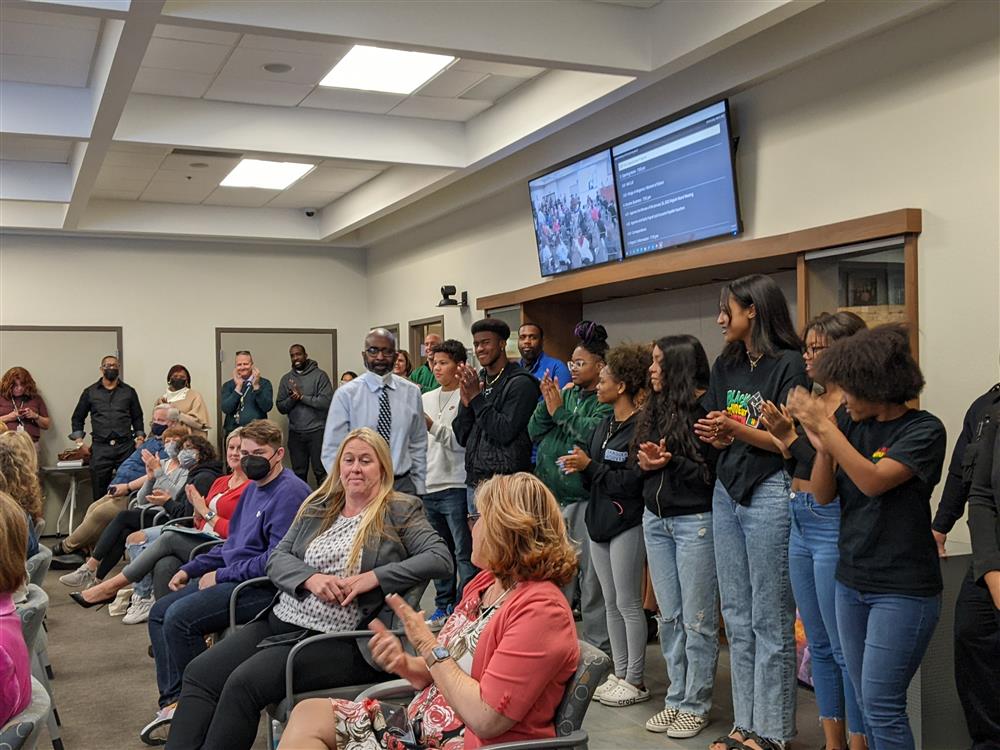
0;492;28;592
0;430;43;522
473;473;578;588
295;427;397;568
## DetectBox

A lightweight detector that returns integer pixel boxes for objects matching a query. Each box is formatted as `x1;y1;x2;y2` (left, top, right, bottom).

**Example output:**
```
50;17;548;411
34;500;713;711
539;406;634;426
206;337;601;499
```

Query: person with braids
788;324;945;750
528;321;613;656
633;335;720;739
562;342;652;708
694;274;807;750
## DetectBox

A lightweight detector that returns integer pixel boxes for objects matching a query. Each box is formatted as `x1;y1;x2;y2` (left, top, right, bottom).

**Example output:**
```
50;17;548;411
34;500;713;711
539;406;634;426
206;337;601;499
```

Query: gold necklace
485;368;504;387
747;351;764;371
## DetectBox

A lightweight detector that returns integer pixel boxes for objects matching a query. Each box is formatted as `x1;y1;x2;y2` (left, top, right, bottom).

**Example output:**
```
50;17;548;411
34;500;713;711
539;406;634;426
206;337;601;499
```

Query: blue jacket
521;353;571;392
110;436;166;486
180;468;308;584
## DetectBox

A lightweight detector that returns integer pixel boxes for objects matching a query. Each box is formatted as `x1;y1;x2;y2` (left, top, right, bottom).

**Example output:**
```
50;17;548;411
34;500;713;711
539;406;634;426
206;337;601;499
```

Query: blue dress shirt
321;371;428;493
521;352;571;391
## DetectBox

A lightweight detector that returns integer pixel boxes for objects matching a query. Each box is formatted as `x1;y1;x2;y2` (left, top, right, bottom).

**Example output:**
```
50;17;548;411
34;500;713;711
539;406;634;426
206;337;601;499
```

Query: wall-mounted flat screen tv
611;99;741;258
529;149;623;277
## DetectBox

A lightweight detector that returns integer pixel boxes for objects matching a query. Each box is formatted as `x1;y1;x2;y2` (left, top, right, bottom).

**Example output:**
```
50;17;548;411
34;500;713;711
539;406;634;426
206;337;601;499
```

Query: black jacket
453;363;540;486
642;418;718;519
163;459;224;518
968;406;1000;587
582;413;644;543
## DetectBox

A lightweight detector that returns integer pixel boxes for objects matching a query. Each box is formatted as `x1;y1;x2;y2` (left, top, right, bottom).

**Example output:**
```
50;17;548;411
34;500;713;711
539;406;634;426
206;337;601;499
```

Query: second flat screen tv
612;100;741;258
529;150;623;277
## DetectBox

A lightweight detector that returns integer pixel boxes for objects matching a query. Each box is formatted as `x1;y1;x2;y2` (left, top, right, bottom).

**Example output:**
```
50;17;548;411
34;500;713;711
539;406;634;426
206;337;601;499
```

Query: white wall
0;235;369;436
366;2;1000;542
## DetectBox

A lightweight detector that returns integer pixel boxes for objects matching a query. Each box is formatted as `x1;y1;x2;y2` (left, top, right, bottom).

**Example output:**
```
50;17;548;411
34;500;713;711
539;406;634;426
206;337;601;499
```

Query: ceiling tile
96;163;159;183
0;136;74;163
451;59;545;79
0;8;100;29
153;24;241;46
108;143;171;155
266;189;344;209
94;176;154;193
145;170;219;187
320;158;388;170
203;186;281;207
389;96;492;122
91;189;142;200
299;88;405;114
132;67;215;98
460;74;527;102
101;150;166;170
217;46;340;86
239;34;351;59
141;37;233;74
140;180;217;204
0;53;88;86
204;75;314;106
158;153;241;171
1;21;99;61
295;166;382;192
416;68;487;98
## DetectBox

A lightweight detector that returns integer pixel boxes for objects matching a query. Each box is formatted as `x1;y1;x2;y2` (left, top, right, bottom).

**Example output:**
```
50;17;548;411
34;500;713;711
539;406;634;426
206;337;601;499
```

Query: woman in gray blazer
165;427;452;750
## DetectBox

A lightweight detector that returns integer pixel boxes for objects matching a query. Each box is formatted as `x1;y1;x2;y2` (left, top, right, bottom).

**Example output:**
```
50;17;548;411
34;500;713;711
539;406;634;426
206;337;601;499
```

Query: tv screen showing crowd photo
529;150;623;277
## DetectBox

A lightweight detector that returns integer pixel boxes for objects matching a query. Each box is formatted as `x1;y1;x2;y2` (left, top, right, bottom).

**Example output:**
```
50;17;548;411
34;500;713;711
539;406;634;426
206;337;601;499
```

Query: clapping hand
141;448;160;476
637;439;672;471
559;445;591;474
384;592;438;657
786;386;832;449
186;483;208;517
540;371;565;416
146;488;171;506
457;363;483;405
694;411;736;448
368;620;409;674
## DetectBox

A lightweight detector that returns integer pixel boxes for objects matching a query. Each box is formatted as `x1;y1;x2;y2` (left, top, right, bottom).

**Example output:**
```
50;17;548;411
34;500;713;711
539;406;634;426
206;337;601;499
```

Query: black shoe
51;553;87;570
69;591;115;609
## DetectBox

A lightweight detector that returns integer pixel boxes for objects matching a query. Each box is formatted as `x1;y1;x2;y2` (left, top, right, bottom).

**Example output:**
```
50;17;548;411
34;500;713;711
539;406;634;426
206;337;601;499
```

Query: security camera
304;208;316;218
438;285;468;308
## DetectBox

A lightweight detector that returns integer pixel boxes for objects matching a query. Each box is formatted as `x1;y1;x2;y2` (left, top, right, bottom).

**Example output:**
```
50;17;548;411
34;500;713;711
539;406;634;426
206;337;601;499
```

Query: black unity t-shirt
835;408;947;597
704;348;808;505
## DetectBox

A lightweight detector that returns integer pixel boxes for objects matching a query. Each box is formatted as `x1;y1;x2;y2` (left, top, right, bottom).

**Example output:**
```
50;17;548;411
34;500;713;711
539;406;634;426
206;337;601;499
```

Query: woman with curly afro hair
561;342;652;708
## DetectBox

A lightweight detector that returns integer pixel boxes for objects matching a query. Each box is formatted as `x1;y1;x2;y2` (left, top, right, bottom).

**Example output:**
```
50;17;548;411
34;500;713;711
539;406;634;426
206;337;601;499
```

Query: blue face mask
177;448;198;469
151;422;168;437
164;442;179;458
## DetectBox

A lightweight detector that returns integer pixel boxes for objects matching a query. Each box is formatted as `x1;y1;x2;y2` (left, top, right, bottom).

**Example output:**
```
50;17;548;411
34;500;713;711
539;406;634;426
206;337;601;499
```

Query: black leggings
92;508;148;579
165;609;387;750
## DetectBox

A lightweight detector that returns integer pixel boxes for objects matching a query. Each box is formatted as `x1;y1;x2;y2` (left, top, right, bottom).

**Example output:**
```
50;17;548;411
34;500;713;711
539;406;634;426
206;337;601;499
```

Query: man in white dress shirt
321;328;427;494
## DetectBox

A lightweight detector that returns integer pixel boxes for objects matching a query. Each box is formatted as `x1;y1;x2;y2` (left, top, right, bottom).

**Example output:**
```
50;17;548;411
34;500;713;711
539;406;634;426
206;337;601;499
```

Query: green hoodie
529;385;613;506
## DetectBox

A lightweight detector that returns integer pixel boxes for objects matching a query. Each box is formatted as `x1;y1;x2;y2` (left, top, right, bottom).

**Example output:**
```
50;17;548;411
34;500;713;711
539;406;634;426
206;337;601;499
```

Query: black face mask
241;453;274;481
150;422;168;437
103;368;119;382
169;377;188;389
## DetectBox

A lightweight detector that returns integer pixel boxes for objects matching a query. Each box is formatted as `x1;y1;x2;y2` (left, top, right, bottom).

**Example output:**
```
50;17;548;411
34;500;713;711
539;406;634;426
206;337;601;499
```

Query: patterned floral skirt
330;695;465;750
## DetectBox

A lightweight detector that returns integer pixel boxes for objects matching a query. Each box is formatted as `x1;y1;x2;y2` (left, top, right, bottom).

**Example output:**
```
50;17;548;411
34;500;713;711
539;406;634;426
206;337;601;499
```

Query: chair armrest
484;729;589;750
187;539;223;562
354;678;417;702
162;516;195;529
228;577;275;630
285;629;405;710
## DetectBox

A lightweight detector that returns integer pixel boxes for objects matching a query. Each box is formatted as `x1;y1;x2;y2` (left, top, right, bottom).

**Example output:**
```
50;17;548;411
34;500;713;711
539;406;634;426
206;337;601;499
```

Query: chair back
552;640;612;736
15;585;49;652
0;676;50;750
26;546;52;588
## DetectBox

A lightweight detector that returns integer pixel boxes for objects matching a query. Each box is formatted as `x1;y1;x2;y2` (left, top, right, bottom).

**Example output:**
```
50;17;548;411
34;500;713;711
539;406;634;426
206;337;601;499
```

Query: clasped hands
303;570;379;607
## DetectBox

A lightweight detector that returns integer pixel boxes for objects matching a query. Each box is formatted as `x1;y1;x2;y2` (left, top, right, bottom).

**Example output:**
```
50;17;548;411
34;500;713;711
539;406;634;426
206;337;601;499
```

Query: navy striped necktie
376;384;392;445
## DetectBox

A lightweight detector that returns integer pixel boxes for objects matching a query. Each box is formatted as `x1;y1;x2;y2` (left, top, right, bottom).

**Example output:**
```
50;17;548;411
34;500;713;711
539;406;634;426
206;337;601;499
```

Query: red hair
0;367;38;399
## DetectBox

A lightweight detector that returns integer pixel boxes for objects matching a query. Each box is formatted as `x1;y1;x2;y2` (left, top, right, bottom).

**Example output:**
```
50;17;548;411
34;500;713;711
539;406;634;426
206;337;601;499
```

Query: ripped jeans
642;508;719;717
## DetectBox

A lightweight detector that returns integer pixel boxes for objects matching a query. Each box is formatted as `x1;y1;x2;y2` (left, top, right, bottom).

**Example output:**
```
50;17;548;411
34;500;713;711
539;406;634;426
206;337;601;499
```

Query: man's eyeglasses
365;347;396;357
804;345;829;357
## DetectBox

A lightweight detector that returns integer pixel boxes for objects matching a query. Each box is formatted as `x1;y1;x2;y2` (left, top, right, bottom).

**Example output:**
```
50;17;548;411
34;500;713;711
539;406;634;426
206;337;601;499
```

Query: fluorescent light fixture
220;159;315;190
319;45;454;95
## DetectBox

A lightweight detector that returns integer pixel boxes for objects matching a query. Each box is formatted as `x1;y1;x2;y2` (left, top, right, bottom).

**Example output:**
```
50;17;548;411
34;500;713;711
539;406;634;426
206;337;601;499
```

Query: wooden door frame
214;327;337;454
407;315;445;368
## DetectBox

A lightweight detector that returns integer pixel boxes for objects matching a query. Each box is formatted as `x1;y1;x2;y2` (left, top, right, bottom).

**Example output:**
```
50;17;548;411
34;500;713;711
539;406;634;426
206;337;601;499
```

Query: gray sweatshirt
276;360;334;433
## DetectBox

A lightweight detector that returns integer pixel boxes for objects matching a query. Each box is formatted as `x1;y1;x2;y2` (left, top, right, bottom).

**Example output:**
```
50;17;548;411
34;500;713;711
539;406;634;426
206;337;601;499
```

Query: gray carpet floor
38;564;824;750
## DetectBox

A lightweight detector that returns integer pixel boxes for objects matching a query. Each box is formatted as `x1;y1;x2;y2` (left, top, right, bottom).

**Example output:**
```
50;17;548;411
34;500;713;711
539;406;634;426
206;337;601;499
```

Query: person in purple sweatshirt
141;420;309;745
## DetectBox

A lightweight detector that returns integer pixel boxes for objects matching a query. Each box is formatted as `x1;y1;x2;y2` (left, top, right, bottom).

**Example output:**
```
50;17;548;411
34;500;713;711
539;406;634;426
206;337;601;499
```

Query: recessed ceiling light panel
220;159;315;190
319;45;454;94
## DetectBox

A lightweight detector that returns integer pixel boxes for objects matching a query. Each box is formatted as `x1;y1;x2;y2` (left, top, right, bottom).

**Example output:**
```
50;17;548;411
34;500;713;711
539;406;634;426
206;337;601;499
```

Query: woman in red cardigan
279;472;581;750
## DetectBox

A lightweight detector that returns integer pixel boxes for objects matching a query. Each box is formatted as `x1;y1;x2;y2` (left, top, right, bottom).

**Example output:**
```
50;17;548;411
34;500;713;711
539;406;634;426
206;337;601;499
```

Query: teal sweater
528;386;613;505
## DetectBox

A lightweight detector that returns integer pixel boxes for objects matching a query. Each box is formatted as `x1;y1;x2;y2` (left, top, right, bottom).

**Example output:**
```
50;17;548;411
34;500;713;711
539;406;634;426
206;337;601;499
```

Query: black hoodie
581;413;644;543
163;459;224;518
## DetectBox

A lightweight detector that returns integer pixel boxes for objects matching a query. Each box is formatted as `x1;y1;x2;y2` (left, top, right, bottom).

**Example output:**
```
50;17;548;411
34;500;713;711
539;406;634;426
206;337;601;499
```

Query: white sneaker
109;588;134;617
123;595;155;625
645;706;679;732
667;710;709;738
59;564;96;588
591;674;620;701
139;703;175;746
599;680;651;707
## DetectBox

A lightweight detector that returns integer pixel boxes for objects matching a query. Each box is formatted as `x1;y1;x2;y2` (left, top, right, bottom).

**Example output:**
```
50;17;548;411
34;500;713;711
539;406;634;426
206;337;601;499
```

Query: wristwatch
204;510;217;522
424;646;452;668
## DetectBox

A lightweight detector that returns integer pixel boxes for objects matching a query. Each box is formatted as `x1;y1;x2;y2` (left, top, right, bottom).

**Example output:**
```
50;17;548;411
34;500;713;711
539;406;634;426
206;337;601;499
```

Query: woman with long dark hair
694;274;807;750
762;311;867;750
789;325;946;750
636;335;719;739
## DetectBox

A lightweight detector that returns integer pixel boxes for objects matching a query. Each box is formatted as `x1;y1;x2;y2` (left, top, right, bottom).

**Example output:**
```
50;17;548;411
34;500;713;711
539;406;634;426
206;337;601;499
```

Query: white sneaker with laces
591;674;619;701
123;595;155;625
109;588;134;617
139;703;176;746
59;564;96;589
599;680;651;707
645;706;679;732
666;710;709;738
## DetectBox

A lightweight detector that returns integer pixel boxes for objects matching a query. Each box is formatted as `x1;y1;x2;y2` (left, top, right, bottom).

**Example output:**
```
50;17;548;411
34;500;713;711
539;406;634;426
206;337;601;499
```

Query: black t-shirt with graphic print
835;408;946;596
704;348;808;505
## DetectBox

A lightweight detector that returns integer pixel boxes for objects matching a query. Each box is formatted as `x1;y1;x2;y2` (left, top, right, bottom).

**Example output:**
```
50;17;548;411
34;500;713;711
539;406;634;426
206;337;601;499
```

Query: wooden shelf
478;208;921;310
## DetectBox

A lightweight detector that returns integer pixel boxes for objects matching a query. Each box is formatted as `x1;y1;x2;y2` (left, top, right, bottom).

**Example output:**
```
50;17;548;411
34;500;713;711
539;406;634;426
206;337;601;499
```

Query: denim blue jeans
422;487;477;609
147;579;274;708
125;524;162;598
714;472;797;743
835;582;940;750
643;508;719;717
789;492;865;737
